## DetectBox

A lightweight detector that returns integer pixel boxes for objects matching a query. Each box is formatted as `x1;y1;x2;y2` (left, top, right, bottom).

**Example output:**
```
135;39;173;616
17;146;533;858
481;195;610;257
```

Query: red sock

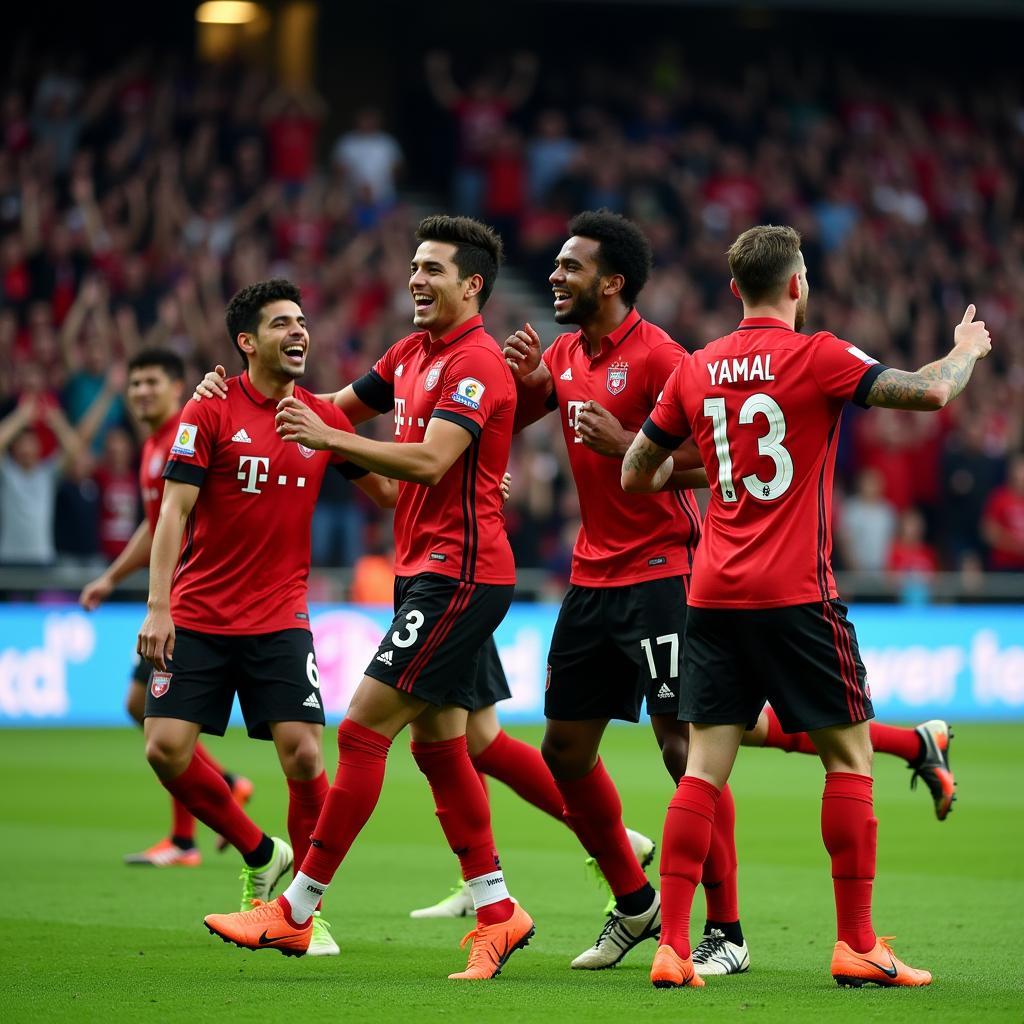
301;719;392;883
661;777;720;957
762;705;817;755
822;771;877;953
475;767;489;800
192;740;226;778
701;783;738;923
557;759;647;899
161;754;263;856
869;723;923;763
472;730;564;821
412;735;514;926
170;796;195;842
287;771;329;873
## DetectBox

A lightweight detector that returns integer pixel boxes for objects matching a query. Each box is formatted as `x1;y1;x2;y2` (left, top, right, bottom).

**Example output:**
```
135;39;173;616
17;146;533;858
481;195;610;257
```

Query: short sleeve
811;332;888;407
642;361;692;450
162;397;220;488
431;348;511;439
352;342;402;413
645;341;687;405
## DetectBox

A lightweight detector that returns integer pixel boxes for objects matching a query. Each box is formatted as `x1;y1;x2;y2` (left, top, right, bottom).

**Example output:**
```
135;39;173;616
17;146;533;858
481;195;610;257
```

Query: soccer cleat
216;776;255;852
124;838;201;867
691;928;750;976
448;903;535;980
307;911;340;957
831;936;932;987
571;890;661;969
650;944;705;988
205;897;311;957
910;720;956;821
410;880;474;919
585;827;657;914
238;836;293;911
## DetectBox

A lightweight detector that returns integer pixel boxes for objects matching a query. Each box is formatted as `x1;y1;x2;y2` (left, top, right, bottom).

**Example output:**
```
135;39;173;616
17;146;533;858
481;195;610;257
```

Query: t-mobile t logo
237;455;270;494
394;397;407;436
567;401;584;444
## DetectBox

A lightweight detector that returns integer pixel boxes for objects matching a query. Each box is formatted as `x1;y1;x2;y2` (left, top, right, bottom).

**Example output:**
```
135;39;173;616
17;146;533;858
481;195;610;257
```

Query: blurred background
1;0;1022;727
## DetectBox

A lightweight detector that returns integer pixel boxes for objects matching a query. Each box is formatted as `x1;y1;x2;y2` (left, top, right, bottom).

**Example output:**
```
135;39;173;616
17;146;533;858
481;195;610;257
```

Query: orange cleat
650;945;706;988
124;838;201;867
217;775;255;852
448;904;535;979
204;898;311;958
831;936;932;987
910;720;956;821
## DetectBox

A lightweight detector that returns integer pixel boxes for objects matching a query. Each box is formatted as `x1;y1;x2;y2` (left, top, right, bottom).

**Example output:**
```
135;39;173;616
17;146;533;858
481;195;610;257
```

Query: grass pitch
2;723;1022;1022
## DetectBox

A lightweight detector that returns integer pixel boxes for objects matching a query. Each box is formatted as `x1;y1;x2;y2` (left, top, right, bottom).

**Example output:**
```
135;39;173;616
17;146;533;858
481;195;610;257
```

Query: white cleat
626;828;656;869
409;880;474;919
692;928;750;976
307;911;340;956
238;836;293;911
571;890;661;969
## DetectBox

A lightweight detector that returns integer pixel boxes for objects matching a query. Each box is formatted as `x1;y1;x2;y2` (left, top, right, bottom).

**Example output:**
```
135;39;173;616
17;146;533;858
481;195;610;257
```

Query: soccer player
79;349;253;867
622;224;990;989
202;216;535;980
138;279;398;958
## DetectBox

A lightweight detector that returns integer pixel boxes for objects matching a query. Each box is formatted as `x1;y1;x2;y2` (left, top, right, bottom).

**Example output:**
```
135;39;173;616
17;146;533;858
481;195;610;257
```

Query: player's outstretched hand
576;400;632;457
138;608;175;671
276;396;331;449
500;471;512;503
954;304;992;360
79;573;114;611
502;323;542;378
193;365;229;401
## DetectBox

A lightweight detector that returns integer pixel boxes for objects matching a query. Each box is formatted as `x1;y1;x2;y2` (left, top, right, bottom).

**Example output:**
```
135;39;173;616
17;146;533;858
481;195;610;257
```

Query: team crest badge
424;360;445;391
298;444;315;459
606;362;628;396
150;671;172;698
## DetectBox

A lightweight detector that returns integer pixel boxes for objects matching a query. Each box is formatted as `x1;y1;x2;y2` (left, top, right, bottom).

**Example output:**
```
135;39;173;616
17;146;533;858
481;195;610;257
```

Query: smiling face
408;240;479;337
127;364;183;430
549;236;605;326
240;299;309;381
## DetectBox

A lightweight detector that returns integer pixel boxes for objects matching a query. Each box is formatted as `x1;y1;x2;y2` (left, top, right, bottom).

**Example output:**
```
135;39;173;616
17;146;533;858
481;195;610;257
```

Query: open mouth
283;343;306;365
552;288;572;311
413;292;435;312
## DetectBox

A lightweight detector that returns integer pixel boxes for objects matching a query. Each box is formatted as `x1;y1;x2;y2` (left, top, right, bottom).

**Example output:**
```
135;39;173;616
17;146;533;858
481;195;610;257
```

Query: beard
554;277;602;325
794;295;808;331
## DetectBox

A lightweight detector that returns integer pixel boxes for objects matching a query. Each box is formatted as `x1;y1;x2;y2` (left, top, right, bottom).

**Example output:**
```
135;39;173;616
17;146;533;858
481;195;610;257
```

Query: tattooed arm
866;304;992;411
621;432;675;493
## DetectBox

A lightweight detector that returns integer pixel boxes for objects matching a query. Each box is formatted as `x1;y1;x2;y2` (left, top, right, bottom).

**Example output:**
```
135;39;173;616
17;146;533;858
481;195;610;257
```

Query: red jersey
162;373;355;634
646;317;885;609
352;314;516;584
95;467;138;560
983;486;1024;570
538;308;699;587
141;414;179;533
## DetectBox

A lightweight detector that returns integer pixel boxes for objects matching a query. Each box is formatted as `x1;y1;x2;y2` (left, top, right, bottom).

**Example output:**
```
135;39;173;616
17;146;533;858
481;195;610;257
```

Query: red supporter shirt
141;414;179;533
983;486;1024;570
162;374;356;634
352;314;516;584
539;308;700;587
645;317;885;609
96;468;138;560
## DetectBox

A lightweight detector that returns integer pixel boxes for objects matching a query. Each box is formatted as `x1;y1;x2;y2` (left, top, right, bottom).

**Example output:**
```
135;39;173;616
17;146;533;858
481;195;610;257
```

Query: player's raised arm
865;305;991;411
503;323;554;430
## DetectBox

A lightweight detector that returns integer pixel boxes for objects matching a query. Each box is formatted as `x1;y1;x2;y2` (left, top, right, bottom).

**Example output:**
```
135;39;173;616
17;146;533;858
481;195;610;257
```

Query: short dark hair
567;210;653;306
225;279;303;364
415;215;503;308
727;225;802;304
127;348;185;381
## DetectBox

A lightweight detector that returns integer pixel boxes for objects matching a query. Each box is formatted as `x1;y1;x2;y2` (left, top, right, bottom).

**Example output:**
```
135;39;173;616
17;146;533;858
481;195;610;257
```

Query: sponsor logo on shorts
452;377;485;410
648;556;667;566
376;650;394;666
657;683;676;700
150;671;172;698
302;692;321;709
429;552;447;562
170;422;198;457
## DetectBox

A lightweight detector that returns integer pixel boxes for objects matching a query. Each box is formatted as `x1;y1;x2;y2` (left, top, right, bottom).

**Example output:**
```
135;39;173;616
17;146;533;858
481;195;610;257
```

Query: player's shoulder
451;331;514;379
295;386;352;430
544;330;580;362
634;316;682;350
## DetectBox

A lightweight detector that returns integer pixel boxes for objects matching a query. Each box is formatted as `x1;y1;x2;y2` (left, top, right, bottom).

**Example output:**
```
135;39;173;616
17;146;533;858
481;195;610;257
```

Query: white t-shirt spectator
332;130;402;204
0;455;60;564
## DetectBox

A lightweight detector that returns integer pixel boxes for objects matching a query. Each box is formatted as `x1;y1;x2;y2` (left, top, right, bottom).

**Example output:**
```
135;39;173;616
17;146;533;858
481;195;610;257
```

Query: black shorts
681;600;875;733
365;574;514;709
472;637;512;710
545;576;688;723
131;654;151;686
144;627;325;740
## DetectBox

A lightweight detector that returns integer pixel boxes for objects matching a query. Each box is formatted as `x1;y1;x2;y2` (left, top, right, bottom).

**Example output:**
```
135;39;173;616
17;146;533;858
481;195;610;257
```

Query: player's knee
145;735;188;776
541;733;589;779
660;733;689;784
282;736;322;779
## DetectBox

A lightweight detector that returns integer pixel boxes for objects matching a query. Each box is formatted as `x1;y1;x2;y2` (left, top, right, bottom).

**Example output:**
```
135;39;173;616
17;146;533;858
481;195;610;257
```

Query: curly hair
225;279;303;365
567;210;653;306
415;215;504;308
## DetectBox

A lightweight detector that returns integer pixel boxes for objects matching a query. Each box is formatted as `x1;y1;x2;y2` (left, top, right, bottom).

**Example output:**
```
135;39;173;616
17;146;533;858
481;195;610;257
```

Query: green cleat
238;837;293;911
307;911;340;956
585;828;657;914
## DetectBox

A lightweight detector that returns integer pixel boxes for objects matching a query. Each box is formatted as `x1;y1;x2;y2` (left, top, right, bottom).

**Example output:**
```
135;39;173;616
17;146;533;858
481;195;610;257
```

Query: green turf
2;724;1022;1022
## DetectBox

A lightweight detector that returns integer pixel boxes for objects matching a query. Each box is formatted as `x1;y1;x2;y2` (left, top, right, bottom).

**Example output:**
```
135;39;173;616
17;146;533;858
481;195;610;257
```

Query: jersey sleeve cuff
852;363;888;408
163;460;206;487
431;408;481;439
335;461;370;480
641;417;684;450
351;369;394;413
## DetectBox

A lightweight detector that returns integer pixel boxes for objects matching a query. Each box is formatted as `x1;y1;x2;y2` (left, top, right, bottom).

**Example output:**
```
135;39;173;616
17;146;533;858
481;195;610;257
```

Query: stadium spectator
331;108;403;207
839;468;897;573
981;452;1024;571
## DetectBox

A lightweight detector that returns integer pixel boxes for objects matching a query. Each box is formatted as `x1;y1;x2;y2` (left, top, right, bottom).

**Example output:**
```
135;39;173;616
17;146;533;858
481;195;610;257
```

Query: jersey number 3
703;394;793;502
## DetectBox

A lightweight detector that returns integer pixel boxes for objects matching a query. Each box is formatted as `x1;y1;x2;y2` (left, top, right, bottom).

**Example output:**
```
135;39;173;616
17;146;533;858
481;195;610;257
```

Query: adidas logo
376;650;393;666
657;683;675;700
560;367;573;381
232;428;253;443
395;364;404;377
302;692;321;709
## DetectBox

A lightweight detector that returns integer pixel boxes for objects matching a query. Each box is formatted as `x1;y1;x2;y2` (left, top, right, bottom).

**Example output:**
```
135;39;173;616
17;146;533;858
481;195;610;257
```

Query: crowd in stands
1;41;1022;590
